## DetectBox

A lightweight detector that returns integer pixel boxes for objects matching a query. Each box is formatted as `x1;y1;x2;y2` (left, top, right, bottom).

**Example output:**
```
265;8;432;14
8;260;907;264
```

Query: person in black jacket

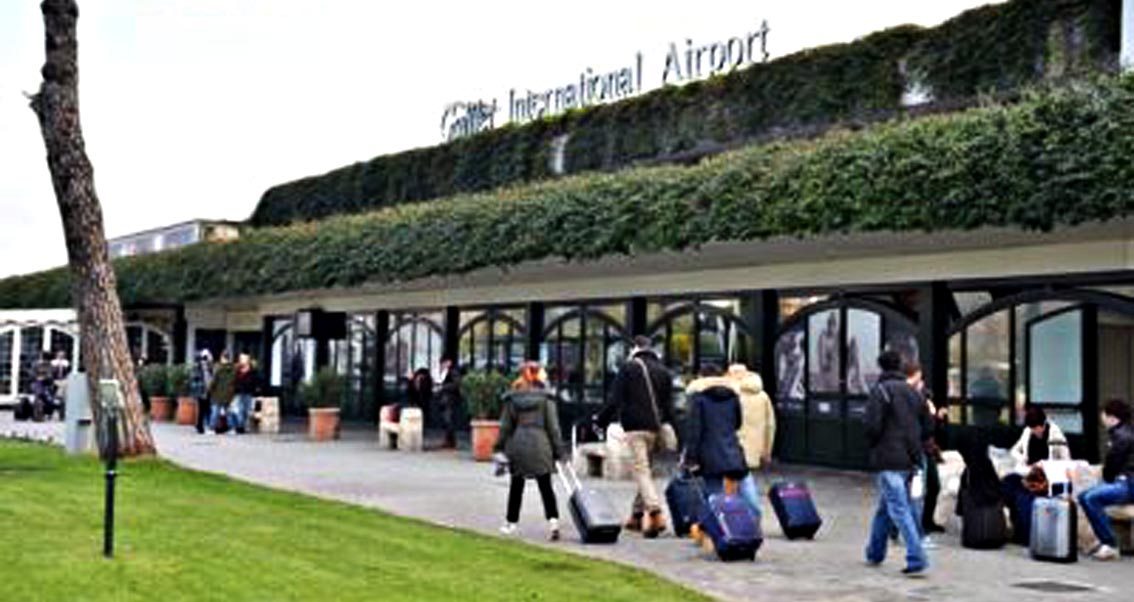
863;350;928;577
596;336;675;538
1078;399;1134;561
683;365;747;497
437;358;462;449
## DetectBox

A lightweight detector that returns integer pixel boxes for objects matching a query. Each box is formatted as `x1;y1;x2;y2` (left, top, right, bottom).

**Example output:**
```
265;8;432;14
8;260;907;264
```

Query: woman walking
495;362;564;540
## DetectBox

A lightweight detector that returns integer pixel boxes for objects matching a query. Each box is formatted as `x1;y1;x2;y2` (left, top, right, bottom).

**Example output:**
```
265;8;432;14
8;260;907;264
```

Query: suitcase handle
556;460;583;494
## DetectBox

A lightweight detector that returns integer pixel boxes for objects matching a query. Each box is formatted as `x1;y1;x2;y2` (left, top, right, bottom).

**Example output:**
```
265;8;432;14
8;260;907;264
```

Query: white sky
0;0;1003;279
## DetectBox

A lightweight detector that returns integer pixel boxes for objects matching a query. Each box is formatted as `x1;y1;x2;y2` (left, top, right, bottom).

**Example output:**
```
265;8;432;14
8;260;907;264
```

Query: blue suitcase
699;481;762;561
665;470;705;537
768;481;822;540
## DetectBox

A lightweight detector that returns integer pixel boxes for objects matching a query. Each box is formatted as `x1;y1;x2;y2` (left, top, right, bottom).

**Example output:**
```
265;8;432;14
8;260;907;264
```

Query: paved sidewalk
4;414;1133;601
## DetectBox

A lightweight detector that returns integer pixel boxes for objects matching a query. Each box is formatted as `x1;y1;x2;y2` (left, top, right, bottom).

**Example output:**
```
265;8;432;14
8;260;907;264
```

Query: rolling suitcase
665;469;706;537
556;462;622;544
959;472;1007;550
698;479;763;561
1030;496;1078;563
768;480;822;540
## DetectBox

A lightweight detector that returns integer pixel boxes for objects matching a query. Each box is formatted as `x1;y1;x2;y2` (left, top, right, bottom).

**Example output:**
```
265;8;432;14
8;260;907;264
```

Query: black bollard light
103;407;118;559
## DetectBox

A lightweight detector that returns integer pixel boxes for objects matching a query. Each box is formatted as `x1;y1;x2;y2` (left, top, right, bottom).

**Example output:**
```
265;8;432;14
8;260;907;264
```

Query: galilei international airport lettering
442;20;770;140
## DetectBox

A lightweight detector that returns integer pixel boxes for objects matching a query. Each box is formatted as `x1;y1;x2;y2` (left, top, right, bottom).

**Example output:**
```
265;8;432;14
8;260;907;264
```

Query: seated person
1001;406;1071;544
1078;399;1134;561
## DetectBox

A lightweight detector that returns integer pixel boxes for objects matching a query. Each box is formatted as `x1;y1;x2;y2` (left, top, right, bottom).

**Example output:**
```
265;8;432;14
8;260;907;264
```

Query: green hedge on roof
3;75;1134;310
248;0;1120;227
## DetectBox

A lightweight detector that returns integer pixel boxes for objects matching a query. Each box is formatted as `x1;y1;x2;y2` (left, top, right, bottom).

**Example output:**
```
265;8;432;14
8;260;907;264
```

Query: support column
1082;306;1100;463
627;297;648;338
443;306;460;363
172;307;188;365
373;310;390;421
525;302;545;361
259;317;274;387
916;283;951;413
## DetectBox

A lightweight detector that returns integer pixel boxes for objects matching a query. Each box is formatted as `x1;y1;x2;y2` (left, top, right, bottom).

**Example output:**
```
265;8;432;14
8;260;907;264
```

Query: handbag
635;358;678;452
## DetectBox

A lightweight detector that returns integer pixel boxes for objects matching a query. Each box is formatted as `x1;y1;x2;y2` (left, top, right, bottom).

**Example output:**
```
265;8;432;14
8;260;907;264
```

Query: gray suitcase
556;462;622;544
1030;496;1078;563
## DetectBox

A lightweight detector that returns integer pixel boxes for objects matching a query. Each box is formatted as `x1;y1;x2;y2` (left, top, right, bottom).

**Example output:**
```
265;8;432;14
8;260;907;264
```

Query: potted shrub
139;364;174;421
461;371;510;461
301;367;345;441
169;363;197;426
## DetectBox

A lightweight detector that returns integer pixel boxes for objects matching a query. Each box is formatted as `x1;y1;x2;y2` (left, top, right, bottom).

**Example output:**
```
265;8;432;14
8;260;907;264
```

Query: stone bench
378;405;423;452
1105;504;1134;555
250;397;279;434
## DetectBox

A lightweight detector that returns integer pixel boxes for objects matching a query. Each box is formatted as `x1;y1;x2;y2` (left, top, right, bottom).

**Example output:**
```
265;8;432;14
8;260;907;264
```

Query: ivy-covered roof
2;76;1133;310
248;0;1119;227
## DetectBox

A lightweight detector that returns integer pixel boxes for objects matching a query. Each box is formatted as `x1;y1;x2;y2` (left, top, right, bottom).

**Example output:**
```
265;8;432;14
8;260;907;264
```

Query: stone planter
470;419;500;461
176;397;198;426
308;407;341;441
150;397;175;422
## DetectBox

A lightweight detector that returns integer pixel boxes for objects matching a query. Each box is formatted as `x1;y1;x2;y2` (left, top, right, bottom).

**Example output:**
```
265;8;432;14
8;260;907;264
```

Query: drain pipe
1124;0;1134;72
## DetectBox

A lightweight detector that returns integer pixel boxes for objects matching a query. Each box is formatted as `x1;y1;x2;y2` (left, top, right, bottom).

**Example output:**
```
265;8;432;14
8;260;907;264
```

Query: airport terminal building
2;0;1133;468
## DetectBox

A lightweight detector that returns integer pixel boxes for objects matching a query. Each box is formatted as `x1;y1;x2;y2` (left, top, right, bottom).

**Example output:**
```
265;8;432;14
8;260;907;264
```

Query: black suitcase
768;481;822;540
960;479;1008;550
666;469;706;537
556;462;622;544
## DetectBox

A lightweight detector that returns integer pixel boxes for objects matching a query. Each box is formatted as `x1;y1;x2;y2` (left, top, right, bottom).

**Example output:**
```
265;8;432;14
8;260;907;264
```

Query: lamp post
102;405;118;559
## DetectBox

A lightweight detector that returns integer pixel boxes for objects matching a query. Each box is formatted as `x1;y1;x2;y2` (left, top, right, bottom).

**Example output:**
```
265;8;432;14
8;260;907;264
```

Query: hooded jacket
684;376;747;478
494;390;564;478
597;350;675;433
863;371;922;472
734;371;776;470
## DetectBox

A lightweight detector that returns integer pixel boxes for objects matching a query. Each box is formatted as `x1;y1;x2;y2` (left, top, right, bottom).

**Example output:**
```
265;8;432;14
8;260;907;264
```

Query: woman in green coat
495;362;564;540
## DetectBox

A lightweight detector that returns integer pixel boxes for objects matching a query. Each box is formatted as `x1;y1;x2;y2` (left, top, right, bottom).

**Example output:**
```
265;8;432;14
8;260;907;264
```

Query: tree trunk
29;0;154;456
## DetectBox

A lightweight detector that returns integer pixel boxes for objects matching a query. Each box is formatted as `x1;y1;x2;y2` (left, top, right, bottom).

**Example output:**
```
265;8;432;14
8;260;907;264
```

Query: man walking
864;350;929;577
597;336;675;538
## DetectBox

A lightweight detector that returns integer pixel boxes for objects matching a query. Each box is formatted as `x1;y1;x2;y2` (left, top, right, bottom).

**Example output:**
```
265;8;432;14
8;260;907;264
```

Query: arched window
541;305;627;407
458;308;526;374
385;312;445;397
773;298;918;468
646;299;753;384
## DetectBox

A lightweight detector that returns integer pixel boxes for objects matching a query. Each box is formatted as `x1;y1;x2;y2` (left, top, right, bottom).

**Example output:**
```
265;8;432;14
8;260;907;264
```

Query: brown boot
624;513;644;532
643;509;667;539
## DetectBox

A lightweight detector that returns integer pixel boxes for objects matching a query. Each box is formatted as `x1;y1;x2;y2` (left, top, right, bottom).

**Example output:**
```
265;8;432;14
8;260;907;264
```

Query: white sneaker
548;518;561;541
1092;544;1119;561
499;523;518;536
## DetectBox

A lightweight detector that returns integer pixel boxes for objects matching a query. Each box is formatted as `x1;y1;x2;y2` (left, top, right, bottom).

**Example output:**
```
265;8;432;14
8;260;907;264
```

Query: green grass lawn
0;441;706;601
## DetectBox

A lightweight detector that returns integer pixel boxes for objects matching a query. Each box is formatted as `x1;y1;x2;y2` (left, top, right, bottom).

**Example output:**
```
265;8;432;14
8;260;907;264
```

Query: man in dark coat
596;336;675;538
1078;399;1134;560
863;350;928;577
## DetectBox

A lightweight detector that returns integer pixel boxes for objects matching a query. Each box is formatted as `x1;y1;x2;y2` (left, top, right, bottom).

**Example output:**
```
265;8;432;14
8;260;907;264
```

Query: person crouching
495;362;564;541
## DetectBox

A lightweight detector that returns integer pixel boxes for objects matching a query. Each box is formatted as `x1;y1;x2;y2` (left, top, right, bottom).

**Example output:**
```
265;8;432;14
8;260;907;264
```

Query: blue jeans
231;393;253;431
209;402;226;431
866;470;928;571
1078;479;1134;548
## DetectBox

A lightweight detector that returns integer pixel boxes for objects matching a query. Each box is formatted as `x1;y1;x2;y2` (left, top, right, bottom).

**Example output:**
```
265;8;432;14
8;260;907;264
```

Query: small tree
300;368;345;409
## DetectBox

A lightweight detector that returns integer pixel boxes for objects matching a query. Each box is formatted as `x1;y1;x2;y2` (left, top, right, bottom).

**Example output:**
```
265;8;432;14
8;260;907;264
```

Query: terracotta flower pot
308;407;341;441
176;397;198;426
470;419;500;462
150;397;174;422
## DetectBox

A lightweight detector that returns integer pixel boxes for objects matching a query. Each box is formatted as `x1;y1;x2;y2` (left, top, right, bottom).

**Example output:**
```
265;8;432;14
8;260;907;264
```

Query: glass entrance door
1025;306;1096;461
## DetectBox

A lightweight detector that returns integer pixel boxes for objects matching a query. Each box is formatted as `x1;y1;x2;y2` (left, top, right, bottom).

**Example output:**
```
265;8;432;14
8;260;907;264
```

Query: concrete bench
1105;504;1134;555
250;397;279;434
572;442;608;478
378;405;423;452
